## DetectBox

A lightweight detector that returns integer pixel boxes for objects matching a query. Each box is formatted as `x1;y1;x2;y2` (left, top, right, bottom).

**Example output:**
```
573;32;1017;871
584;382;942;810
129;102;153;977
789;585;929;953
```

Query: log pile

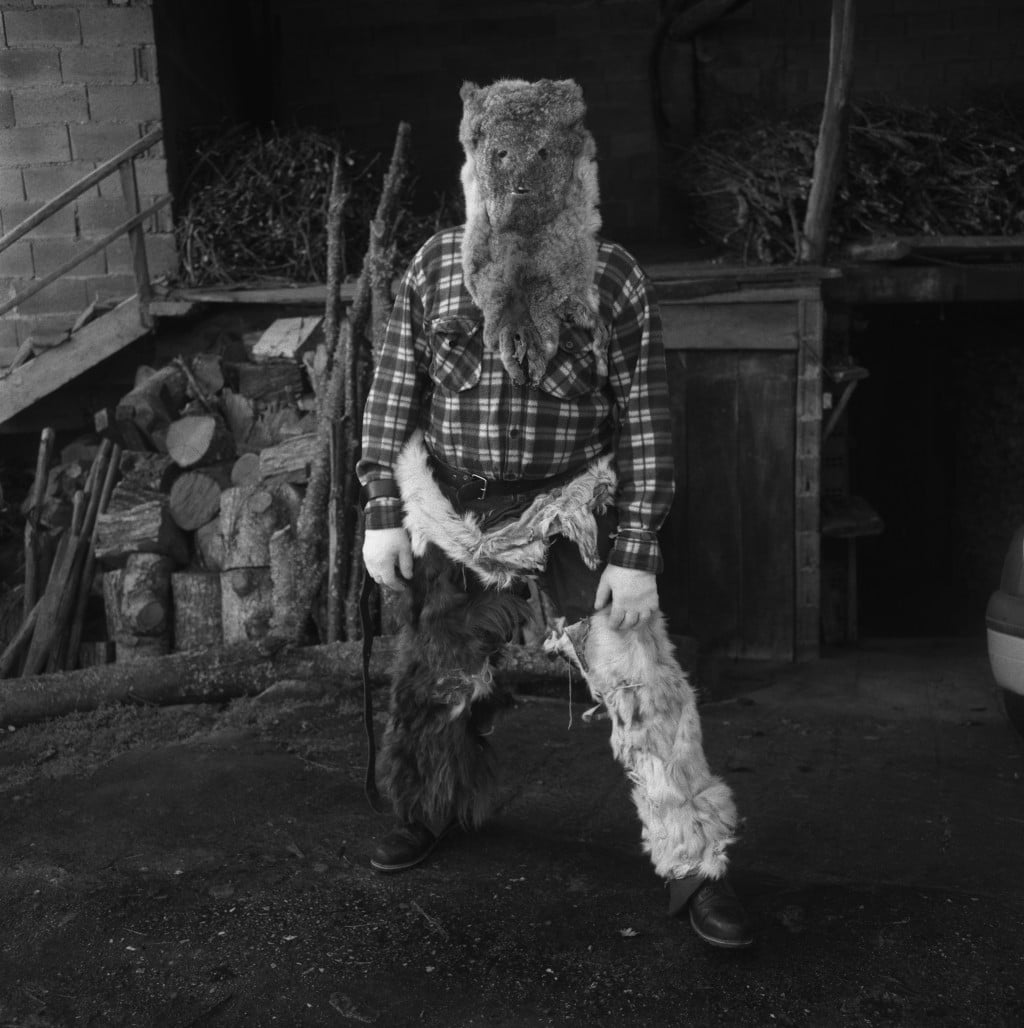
0;122;416;695
0;317;336;677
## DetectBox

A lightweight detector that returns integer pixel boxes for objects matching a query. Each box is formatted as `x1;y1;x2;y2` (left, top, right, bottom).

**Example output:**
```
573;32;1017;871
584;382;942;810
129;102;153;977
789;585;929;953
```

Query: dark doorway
849;302;1024;637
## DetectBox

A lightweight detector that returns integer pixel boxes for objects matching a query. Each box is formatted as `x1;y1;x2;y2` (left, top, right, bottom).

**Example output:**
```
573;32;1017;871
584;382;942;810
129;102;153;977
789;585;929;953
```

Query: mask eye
538;148;548;160
497;149;508;159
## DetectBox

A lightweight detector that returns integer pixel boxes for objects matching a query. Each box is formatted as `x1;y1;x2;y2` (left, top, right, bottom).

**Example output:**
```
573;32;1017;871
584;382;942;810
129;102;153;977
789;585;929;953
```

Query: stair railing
0;126;171;326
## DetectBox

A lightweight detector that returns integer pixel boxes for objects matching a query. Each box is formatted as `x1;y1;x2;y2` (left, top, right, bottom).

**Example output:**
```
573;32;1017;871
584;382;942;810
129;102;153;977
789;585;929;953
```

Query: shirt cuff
364;497;404;531
608;529;663;574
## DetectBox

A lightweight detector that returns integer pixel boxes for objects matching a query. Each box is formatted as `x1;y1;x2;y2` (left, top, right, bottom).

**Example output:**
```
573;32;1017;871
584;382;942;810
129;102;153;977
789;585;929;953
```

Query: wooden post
794;297;824;661
799;0;856;264
22;427;55;619
118;158;153;325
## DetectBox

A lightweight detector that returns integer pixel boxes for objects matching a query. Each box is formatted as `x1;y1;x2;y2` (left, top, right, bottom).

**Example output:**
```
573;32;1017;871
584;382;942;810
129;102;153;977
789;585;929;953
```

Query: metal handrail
0;127;164;255
0;196;171;319
0;125;167;326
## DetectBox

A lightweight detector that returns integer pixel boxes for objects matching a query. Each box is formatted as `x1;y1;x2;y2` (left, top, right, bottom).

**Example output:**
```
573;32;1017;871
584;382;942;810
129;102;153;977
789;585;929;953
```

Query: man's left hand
594;565;659;631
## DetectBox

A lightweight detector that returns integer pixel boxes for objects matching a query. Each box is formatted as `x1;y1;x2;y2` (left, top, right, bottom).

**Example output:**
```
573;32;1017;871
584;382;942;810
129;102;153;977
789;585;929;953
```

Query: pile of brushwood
174;126;458;287
676;101;1024;263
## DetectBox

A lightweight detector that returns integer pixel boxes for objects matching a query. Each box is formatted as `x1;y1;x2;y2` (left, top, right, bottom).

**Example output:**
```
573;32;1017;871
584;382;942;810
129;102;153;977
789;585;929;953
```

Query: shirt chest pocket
535;324;603;400
427;316;483;392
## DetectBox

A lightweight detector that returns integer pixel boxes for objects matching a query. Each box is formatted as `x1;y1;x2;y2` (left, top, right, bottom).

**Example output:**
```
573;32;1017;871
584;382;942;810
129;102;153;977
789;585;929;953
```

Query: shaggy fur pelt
459;78;608;386
381;542;531;832
545;611;738;881
395;430;616;589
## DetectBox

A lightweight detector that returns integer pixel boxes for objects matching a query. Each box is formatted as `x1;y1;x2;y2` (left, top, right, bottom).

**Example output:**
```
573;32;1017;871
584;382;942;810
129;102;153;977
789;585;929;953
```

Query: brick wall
687;0;1024;129
0;0;175;369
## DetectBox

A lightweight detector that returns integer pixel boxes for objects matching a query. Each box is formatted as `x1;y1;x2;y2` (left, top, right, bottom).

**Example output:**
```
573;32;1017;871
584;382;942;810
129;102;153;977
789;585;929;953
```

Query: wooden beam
826;264;1024;304
844;234;1024;262
662;302;800;350
0;297;149;426
168;283;356;306
800;0;856;263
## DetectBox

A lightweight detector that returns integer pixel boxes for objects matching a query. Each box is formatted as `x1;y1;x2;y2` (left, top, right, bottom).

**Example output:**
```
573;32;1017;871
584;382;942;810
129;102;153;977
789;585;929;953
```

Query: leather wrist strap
362;479;401;504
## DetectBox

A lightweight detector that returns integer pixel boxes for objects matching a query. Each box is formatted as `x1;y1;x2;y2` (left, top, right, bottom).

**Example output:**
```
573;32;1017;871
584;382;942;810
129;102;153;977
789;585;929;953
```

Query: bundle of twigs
677;101;1024;263
174;126;457;287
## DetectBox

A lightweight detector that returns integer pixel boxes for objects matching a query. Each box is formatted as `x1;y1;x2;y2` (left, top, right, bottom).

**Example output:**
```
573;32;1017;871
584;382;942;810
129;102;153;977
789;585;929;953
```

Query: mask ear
459;81;485;150
548;79;587;126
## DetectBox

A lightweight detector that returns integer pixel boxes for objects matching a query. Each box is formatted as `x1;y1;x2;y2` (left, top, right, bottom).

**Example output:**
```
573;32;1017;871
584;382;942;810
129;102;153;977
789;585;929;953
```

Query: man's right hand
363;527;414;591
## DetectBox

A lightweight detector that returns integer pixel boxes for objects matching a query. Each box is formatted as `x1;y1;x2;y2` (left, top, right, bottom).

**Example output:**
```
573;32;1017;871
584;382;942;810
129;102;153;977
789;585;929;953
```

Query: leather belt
428;455;585;503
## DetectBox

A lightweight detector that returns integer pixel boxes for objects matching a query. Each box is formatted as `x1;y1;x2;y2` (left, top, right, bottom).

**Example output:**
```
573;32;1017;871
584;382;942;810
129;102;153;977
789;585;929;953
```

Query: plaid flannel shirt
357;227;674;573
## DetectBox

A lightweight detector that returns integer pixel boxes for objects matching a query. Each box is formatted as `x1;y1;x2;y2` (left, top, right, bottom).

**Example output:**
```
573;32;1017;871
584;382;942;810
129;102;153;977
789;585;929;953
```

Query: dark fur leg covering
379;544;530;832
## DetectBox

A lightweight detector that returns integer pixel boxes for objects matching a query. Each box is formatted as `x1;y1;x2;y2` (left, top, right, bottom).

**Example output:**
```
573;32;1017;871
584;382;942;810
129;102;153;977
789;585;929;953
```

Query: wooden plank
683;351;741;654
672;285;823;305
738;352;797;659
252;316;323;361
648;261;839;284
169;283;356;306
0;297;149;427
662;302;799;351
148;300;195;317
826;264;1024;304
794;298;824;661
844;234;1024;262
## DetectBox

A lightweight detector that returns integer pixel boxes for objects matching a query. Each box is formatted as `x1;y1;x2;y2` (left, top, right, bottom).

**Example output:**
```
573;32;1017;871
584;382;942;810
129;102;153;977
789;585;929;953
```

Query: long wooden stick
324;146;350;644
344;122;412;639
64;443;122;670
799;0;856;264
23;427;55;618
285;122;412;644
0;600;40;679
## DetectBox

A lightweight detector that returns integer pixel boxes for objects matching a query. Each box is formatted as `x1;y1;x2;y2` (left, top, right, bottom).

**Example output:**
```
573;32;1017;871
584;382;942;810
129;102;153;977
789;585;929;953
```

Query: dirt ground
0;639;1023;1027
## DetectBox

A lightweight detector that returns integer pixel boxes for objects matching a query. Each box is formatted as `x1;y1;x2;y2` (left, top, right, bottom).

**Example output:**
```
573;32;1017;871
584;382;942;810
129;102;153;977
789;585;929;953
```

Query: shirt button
509;428;519;438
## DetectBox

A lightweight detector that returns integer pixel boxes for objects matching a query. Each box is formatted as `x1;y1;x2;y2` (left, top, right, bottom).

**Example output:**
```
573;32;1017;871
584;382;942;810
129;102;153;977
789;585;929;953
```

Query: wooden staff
64;442;122;670
19;441;113;676
22;427;55;618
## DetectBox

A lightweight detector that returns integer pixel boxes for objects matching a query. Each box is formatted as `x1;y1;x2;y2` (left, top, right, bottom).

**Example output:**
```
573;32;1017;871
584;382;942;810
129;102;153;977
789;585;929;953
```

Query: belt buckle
469;473;488;500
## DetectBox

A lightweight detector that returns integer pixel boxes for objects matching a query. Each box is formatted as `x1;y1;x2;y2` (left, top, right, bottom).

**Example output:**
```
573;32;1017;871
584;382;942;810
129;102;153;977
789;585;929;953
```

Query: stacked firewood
0;315;333;674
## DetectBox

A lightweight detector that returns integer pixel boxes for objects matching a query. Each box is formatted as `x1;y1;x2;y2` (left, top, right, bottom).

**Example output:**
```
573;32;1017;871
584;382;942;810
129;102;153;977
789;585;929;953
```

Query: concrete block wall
0;0;176;369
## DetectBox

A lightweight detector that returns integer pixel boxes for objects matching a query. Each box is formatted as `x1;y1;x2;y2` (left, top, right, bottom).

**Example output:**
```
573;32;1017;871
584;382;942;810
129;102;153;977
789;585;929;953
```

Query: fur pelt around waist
395;430;615;589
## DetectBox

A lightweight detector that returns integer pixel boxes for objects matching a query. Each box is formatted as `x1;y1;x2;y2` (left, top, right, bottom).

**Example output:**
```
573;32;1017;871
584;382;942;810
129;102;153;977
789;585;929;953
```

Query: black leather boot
369;820;451;873
669;874;754;949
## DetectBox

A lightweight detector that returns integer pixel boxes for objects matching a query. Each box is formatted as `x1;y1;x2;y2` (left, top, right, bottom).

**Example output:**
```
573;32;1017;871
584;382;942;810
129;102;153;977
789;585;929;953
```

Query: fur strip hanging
545;610;738;881
458;78;605;386
395;430;616;589
381;542;530;830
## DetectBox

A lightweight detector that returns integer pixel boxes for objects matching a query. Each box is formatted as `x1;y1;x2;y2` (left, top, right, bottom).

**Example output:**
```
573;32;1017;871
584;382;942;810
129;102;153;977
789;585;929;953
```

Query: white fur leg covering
545;611;737;880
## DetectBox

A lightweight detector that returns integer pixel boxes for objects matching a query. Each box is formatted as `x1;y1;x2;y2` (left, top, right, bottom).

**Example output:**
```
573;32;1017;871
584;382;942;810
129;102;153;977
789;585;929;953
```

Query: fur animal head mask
458;79;605;386
459;78;595;232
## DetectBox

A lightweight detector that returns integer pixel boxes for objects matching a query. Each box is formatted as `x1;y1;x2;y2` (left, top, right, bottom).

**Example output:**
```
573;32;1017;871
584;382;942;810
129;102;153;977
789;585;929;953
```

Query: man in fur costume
357;78;753;949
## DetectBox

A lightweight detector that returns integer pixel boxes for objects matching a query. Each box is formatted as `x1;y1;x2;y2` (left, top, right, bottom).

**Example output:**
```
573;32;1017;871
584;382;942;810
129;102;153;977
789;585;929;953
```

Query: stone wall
0;0;175;368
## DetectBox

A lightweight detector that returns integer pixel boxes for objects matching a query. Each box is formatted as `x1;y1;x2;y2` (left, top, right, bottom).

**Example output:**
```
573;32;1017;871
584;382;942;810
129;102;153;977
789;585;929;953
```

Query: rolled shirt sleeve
604;265;675;574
